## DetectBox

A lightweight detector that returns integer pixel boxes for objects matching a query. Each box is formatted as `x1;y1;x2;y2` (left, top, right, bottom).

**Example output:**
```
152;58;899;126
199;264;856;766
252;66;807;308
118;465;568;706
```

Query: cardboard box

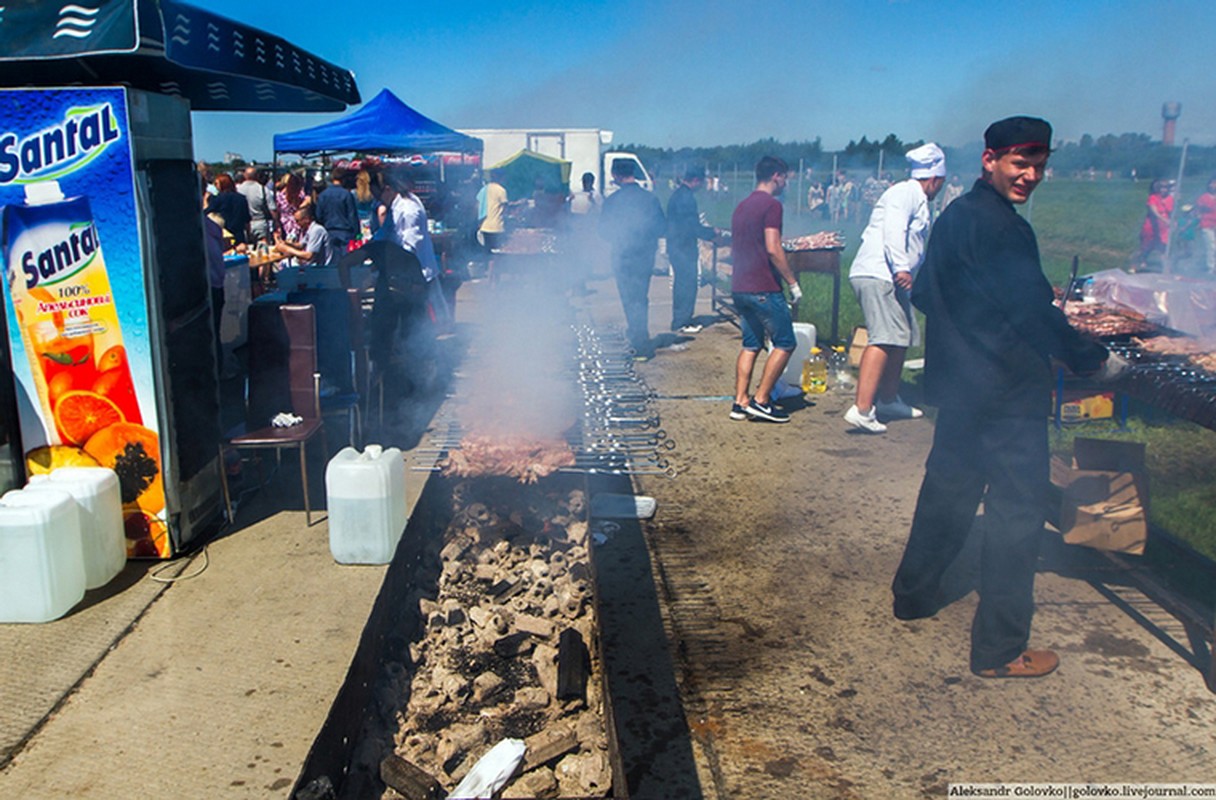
1049;438;1148;555
847;326;868;367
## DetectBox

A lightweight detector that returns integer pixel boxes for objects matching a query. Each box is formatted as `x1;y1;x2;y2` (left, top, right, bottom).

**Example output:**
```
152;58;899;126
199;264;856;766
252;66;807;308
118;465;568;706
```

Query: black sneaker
745;399;790;423
729;403;748;420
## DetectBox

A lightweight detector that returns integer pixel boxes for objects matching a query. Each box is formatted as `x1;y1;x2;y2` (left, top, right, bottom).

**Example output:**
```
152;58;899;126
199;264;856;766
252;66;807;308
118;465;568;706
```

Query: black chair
287;288;362;447
220;303;327;526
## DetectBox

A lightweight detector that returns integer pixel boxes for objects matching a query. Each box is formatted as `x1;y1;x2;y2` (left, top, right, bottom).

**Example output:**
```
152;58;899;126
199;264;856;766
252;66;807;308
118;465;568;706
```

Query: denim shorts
733;291;796;351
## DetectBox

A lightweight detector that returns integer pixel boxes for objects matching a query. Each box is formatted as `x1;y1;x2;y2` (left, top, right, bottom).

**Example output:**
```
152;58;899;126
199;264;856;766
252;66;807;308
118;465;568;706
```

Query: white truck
457;128;652;196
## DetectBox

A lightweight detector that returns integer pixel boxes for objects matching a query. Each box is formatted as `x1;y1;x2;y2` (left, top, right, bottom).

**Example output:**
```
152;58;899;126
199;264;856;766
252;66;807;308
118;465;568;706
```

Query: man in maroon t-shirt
728;156;802;423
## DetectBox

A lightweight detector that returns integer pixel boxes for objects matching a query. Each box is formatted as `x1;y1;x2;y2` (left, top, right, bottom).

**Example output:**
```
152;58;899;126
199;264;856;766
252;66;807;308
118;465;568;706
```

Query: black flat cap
984;116;1052;152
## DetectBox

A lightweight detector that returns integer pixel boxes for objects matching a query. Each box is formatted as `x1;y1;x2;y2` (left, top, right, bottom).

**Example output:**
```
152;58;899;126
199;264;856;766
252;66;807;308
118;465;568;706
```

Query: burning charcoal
440;538;469;562
493;631;535;658
489;577;525;602
555;586;583;619
574;714;608;752
446;607;467;627
548;550;568;578
379;753;444;800
529;577;553;599
532;643;559;697
501;766;558;799
556;629;589;702
555;751;612;798
565;490;587;519
529;559;550;580
419;598;440;618
473;564;498;582
437;722;488;777
468;606;492;629
427;611;447;631
541;595;561;619
522;724;579;772
514;686;551;712
472;671;506;705
513;613;554;639
439;671;470;704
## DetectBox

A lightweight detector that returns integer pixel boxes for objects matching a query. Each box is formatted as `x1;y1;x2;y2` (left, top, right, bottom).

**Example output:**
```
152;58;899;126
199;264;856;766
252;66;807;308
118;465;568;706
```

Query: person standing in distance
315;168;360;254
598;159;666;360
666;165;720;334
728;156;801;423
844;143;946;433
892;116;1127;679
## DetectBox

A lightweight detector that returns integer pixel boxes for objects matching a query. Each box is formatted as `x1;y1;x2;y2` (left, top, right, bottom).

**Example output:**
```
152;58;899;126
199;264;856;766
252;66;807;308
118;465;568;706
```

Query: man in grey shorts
845;144;946;433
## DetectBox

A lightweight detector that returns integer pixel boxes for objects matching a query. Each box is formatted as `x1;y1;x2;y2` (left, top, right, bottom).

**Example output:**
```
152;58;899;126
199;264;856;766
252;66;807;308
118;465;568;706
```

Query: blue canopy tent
273;88;481;157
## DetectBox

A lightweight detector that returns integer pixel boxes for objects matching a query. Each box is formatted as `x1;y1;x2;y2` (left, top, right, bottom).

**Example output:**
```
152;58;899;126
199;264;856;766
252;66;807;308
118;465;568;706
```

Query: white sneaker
875;396;924;421
844;404;887;433
679;324;703;334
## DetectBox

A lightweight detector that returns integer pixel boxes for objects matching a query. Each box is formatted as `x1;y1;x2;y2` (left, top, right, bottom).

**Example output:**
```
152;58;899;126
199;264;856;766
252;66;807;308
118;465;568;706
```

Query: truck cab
602;151;652;195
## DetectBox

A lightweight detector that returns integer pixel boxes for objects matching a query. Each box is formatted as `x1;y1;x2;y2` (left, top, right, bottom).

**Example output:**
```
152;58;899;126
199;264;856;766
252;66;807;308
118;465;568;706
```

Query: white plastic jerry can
0;487;86;623
27;467;125;589
325;444;407;564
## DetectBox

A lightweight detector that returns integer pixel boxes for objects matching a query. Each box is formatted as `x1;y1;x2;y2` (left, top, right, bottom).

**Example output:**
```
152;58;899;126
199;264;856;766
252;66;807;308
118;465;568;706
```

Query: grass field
667;177;1216;562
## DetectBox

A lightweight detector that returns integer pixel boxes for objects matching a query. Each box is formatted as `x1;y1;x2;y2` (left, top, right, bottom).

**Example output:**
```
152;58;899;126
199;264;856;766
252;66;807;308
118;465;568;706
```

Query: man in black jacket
892;116;1126;679
599;159;666;360
315;168;360;254
666;165;720;333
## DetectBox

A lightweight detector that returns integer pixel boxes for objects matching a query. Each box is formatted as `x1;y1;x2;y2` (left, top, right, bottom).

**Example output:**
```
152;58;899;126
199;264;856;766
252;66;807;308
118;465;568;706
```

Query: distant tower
1162;102;1182;146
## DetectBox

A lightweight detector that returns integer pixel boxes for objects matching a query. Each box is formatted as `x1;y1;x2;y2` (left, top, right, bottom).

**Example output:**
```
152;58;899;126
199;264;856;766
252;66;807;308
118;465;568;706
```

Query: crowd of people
1135;175;1216;272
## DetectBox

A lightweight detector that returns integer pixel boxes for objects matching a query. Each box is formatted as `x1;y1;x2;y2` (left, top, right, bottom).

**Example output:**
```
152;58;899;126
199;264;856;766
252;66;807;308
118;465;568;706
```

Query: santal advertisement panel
0;87;169;558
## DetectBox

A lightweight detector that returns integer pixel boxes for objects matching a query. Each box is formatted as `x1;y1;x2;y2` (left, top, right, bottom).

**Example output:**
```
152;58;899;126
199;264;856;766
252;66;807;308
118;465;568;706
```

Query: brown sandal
975;649;1059;679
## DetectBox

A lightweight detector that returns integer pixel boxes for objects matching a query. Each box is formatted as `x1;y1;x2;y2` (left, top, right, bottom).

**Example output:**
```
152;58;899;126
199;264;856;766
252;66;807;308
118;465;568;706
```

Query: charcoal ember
529;577;553;599
493;631;535;658
564;490;587;519
548;550;568;577
472;563;497;581
541;595;561;619
472;671;506;705
501;766;558;799
575;714;608;752
513;686;551;712
379;753;444;800
439;537;469;562
532;643;559;697
437;721;488;777
522;723;579;771
555;750;613;798
556;628;589;702
529;559;550;580
467;605;493;629
513;613;554;639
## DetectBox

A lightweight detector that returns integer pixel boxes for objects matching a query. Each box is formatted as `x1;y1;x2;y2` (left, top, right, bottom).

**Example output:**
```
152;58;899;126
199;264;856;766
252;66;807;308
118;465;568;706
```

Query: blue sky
192;0;1216;162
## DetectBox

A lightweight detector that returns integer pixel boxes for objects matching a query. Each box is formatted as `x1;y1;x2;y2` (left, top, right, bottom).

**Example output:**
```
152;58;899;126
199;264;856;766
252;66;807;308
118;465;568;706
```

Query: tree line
623;133;1216;183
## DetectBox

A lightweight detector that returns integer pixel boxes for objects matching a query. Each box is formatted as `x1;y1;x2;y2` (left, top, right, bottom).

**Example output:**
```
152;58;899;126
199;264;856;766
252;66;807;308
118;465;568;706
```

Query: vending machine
0;86;223;557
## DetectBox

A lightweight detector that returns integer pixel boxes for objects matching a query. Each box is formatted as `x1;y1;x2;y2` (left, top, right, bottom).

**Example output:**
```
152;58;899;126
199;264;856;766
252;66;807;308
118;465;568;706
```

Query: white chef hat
906;143;946;179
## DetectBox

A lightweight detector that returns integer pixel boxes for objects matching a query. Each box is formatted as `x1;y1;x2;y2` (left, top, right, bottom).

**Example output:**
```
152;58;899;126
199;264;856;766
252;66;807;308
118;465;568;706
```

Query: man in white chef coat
843;143;946;433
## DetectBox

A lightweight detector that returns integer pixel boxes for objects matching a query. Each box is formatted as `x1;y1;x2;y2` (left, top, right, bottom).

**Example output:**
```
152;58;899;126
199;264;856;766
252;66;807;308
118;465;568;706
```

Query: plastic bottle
830;346;855;393
802;347;828;394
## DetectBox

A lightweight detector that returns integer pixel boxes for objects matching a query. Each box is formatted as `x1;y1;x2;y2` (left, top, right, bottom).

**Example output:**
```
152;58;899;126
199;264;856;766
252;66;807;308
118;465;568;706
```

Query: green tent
488;149;572;200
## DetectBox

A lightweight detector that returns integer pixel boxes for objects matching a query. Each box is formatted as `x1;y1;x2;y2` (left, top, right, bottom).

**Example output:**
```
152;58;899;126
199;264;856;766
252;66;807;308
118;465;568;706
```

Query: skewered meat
439;434;576;484
1062;301;1157;337
782;231;844;251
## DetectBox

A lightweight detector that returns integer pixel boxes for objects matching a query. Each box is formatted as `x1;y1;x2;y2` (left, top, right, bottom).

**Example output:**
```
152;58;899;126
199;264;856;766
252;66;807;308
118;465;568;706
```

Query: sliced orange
53;390;124;445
